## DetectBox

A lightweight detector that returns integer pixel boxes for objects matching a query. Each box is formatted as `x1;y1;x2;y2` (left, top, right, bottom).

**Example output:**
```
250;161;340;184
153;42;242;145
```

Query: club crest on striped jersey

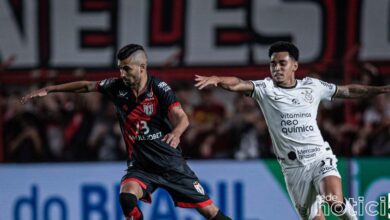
193;181;205;195
147;91;154;98
145;91;155;101
143;104;154;116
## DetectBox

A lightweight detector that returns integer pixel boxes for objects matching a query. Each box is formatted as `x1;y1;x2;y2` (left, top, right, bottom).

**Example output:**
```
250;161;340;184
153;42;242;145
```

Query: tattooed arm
334;84;390;99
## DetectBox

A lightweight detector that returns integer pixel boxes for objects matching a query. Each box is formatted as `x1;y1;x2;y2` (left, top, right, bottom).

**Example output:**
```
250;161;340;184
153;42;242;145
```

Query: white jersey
250;77;337;168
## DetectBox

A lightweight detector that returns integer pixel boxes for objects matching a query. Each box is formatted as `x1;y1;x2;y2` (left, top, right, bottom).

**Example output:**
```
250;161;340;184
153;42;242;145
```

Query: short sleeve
96;78;119;99
312;78;337;101
154;79;180;114
250;79;267;101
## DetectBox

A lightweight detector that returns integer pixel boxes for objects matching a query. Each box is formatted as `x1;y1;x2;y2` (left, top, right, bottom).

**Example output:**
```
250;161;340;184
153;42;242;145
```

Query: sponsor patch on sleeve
158;81;172;92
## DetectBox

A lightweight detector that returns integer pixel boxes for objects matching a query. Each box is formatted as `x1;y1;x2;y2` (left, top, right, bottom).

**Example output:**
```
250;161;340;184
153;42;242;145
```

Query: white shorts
283;154;341;220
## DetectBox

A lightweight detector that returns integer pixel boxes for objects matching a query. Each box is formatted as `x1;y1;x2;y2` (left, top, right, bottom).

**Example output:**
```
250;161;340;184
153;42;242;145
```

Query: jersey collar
275;79;298;89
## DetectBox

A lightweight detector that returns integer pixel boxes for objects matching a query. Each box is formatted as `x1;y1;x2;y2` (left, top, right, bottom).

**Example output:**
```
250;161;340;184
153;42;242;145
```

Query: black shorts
120;163;212;208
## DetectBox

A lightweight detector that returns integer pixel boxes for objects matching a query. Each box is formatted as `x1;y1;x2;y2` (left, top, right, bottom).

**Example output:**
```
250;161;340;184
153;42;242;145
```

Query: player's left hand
194;75;219;90
162;133;180;148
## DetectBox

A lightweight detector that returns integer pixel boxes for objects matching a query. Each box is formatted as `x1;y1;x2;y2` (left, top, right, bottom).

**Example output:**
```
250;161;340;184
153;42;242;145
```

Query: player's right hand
162;132;180;148
21;88;49;104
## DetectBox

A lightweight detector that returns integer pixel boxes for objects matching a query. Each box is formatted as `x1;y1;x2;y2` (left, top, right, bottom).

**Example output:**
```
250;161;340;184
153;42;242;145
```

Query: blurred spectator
186;87;226;159
317;99;357;156
369;121;390;156
4;93;49;162
359;63;383;86
1;74;389;163
368;95;390;156
171;81;195;117
88;102;127;161
62;93;103;161
348;63;389;156
349;63;384;126
352;94;390;156
37;92;66;160
224;94;273;160
171;81;196;154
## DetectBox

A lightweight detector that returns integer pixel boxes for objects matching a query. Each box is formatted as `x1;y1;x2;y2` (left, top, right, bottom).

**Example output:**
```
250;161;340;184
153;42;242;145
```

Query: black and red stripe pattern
97;75;183;172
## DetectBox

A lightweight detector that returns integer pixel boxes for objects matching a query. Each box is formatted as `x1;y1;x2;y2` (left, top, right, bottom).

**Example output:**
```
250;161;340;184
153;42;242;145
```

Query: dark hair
117;44;145;60
268;41;299;61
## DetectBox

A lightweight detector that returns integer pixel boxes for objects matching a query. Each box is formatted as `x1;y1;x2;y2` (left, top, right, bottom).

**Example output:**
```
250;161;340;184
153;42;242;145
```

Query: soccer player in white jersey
194;41;390;220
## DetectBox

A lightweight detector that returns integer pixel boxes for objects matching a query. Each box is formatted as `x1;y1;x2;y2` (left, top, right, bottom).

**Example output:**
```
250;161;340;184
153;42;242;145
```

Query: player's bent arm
167;106;189;138
195;75;254;95
334;84;390;99
163;106;189;148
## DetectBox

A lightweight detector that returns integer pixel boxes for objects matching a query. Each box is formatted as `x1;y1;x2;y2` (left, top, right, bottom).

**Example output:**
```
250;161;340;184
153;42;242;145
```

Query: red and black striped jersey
97;75;185;172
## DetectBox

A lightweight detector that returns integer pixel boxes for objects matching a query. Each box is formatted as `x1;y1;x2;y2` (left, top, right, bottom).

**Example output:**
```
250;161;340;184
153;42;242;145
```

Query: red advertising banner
0;0;389;83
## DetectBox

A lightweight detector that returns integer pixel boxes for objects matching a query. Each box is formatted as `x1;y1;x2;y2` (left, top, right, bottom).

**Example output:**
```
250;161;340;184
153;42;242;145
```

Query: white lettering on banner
118;0;179;65
360;0;390;61
319;195;390;218
388;193;390;219
0;0;38;67
51;0;113;66
251;0;322;63
1;0;390;68
0;162;298;219
185;0;247;65
363;179;390;220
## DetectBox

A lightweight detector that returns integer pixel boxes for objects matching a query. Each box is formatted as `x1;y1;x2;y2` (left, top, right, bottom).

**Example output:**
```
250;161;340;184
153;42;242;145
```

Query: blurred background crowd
1;0;390;164
1;62;389;163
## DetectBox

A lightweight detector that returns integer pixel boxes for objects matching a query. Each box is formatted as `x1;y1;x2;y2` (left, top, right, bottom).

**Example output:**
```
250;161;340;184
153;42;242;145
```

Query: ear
293;61;298;71
139;63;146;72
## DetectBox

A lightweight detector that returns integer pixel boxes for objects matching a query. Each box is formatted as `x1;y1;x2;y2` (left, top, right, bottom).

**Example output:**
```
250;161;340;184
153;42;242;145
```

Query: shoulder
301;77;316;85
302;77;335;89
301;77;330;86
98;77;121;86
98;77;122;90
151;76;173;92
252;77;273;89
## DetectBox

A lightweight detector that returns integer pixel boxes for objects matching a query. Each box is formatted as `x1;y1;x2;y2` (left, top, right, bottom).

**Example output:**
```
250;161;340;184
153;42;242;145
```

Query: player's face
118;57;143;88
270;52;298;86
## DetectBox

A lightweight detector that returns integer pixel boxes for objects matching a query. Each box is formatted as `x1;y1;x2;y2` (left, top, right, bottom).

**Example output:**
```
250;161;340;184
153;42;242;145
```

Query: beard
123;77;140;89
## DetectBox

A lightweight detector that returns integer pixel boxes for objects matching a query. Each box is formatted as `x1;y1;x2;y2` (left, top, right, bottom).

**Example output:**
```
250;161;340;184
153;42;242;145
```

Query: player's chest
115;89;159;119
265;87;317;107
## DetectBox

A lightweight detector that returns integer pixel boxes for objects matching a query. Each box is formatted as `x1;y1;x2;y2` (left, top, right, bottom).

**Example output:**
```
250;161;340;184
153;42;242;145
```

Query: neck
133;73;148;95
277;78;296;87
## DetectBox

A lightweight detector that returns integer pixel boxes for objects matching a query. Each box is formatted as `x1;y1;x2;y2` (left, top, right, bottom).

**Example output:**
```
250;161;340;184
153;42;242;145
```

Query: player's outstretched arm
334;84;390;99
21;81;97;103
194;75;253;95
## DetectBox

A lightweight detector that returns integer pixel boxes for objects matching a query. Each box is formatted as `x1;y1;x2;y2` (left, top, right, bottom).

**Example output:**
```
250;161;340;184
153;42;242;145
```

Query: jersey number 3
136;120;150;135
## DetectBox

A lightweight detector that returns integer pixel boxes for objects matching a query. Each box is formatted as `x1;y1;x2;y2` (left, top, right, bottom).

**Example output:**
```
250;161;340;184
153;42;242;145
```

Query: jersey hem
176;199;213;208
